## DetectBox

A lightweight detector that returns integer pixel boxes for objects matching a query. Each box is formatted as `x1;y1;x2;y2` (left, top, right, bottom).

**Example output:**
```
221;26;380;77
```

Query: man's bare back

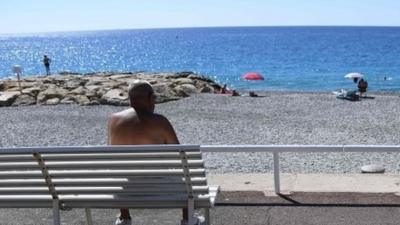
108;108;179;145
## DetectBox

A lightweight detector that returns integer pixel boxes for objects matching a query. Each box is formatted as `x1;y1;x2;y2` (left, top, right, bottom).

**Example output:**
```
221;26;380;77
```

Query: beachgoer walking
108;80;204;225
358;78;368;97
43;55;51;76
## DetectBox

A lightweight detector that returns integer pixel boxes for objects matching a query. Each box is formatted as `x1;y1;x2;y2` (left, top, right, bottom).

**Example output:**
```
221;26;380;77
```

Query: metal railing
1;144;399;194
200;145;400;194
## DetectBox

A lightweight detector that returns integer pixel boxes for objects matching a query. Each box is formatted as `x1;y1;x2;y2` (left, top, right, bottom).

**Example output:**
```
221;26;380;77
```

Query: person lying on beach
218;84;238;96
231;90;240;96
108;80;202;225
249;91;258;97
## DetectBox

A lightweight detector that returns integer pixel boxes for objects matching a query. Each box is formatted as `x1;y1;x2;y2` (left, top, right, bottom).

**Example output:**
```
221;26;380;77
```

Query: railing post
273;152;281;194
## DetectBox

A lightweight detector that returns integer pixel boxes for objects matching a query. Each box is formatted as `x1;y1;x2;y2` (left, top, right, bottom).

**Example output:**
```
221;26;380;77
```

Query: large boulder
100;89;129;106
69;86;86;95
85;90;97;100
74;95;91;105
174;84;198;97
45;98;60;105
22;87;42;96
85;85;102;92
12;94;36;106
102;81;124;89
65;79;85;90
174;78;194;85
37;87;68;103
152;83;181;103
0;81;6;91
60;96;76;104
0;91;21;106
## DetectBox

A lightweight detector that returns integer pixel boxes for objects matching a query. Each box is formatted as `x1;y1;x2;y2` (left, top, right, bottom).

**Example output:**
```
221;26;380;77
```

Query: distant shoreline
2;72;400;95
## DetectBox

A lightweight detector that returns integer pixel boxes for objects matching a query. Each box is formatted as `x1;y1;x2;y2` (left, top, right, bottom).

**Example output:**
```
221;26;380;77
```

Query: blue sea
1;26;400;91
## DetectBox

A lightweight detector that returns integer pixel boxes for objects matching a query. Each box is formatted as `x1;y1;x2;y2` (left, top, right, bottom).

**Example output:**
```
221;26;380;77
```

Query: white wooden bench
0;145;219;225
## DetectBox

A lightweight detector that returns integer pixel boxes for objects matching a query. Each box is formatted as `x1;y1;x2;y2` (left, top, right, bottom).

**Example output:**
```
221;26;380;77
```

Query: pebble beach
1;92;400;174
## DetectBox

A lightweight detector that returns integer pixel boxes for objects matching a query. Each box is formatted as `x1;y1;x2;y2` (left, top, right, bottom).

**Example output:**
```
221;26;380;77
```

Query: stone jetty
0;72;222;107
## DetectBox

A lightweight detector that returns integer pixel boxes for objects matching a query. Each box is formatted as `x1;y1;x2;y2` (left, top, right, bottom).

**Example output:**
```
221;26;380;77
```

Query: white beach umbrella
344;72;364;79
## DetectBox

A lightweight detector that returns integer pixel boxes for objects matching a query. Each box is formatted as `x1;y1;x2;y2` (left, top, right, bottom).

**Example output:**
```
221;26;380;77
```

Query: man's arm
161;117;179;144
107;115;116;145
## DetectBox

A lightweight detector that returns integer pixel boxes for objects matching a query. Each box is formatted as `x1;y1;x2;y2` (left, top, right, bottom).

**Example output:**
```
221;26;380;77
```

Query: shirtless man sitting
108;80;202;225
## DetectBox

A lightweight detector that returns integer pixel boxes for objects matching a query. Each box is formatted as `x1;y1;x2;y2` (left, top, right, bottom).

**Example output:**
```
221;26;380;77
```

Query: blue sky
1;0;399;34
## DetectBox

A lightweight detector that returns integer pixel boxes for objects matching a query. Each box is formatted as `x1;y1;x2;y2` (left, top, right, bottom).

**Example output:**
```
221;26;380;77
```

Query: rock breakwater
0;72;222;107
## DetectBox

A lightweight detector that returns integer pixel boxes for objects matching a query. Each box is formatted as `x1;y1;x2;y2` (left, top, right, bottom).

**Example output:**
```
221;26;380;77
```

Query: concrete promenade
209;173;400;194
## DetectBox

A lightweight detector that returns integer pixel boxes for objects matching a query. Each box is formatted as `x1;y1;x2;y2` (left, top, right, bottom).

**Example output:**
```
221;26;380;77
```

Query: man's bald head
128;80;155;112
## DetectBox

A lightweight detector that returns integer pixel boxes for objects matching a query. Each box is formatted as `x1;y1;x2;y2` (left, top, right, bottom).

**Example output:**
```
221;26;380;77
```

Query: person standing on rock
43;55;51;76
108;80;204;225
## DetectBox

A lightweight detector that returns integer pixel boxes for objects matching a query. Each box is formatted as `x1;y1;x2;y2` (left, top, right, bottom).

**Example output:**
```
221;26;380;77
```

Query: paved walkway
208;173;400;194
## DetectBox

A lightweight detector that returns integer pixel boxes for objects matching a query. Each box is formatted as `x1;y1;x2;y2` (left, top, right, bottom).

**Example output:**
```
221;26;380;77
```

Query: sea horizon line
1;25;400;36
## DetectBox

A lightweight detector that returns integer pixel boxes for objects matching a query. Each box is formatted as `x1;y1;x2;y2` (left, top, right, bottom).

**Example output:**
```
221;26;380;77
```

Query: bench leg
53;199;61;225
85;208;93;225
204;208;210;225
187;198;195;225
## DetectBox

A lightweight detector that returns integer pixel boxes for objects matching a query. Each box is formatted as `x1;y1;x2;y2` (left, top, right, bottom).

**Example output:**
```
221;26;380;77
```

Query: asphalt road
2;192;400;225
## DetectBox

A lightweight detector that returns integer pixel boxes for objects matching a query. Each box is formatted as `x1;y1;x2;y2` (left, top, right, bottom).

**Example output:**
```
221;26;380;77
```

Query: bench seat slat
59;194;213;208
0;201;212;209
0;194;211;201
63;201;212;209
0;186;210;195
56;190;210;195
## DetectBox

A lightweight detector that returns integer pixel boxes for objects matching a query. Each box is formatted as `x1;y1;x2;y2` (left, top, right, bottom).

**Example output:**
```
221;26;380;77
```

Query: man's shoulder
150;113;170;123
109;108;134;121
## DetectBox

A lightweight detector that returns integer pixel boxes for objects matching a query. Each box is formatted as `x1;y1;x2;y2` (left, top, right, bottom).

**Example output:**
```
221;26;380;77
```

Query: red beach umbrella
242;72;264;80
